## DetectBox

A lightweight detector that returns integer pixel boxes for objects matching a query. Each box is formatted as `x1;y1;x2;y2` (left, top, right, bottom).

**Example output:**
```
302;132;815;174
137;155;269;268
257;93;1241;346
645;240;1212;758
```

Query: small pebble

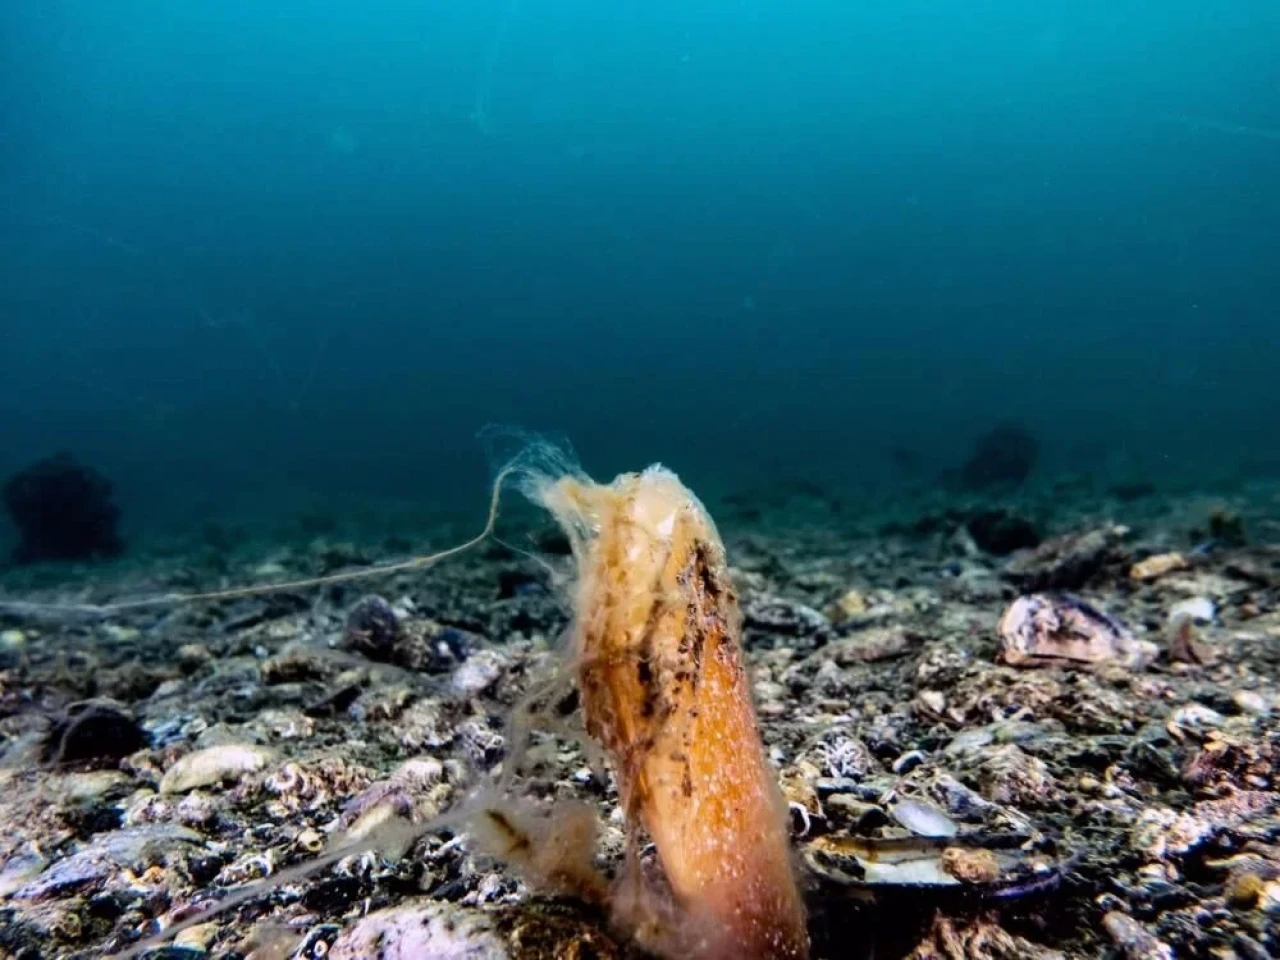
892;750;926;775
174;922;219;951
176;643;213;672
1103;911;1175;960
1233;691;1271;717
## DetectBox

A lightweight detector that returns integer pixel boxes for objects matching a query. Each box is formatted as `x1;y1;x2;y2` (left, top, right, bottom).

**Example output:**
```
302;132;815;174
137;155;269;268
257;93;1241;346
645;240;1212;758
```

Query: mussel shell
803;832;1071;901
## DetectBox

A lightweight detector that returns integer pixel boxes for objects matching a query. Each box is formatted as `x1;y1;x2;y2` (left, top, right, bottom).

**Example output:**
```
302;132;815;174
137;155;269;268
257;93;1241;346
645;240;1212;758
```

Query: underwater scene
1;1;1279;957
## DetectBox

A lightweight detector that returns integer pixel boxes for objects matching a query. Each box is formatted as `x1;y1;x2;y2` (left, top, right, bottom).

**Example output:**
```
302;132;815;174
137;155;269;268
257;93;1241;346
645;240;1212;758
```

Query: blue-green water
2;1;1278;539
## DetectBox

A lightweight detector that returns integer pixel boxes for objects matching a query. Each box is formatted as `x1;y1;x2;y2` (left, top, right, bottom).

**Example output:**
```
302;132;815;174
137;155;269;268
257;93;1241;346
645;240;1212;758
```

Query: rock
398;698;456;751
998;592;1156;669
0;848;47;897
1003;524;1128;591
1102;912;1174;960
261;648;338;685
12;825;202;901
41;699;147;767
930;774;998;821
173;922;219;952
328;902;509;960
975;744;1064;808
1129;552;1189;582
828;626;913;663
160;744;274;794
175;643;214;673
60;770;130;803
1131;793;1276;860
965;509;1040;555
344;595;402;661
808;731;878;781
450;647;509;697
743;593;832;642
2;452;123;563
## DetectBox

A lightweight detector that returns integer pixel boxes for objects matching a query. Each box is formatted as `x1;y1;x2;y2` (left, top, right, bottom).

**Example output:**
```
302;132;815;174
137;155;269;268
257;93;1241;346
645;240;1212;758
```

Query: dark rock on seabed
3;453;124;564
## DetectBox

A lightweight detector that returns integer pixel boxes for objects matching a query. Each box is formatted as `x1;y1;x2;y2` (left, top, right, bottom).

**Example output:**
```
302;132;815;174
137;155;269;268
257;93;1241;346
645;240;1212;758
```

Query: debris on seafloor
342;594;402;660
997;592;1157;669
326;900;511;960
343;593;479;673
40;699;147;767
1128;552;1189;582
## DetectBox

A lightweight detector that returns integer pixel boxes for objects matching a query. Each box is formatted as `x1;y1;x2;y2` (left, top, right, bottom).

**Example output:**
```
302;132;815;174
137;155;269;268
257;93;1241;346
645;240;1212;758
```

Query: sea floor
1;476;1279;959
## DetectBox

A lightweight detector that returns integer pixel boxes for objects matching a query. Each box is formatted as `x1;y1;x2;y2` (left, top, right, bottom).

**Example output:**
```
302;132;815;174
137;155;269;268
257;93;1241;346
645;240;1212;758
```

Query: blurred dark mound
3;453;124;563
965;508;1041;554
960;422;1039;490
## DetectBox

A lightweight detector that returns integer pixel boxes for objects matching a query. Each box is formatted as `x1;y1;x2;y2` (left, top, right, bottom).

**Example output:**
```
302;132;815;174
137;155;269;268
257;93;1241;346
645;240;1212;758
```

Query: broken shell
1129;553;1189;582
998;593;1156;669
889;798;958;838
1167;615;1216;665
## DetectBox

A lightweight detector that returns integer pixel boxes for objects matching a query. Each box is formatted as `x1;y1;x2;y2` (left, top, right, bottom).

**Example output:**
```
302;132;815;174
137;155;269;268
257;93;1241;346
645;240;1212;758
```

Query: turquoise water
2;1;1277;537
